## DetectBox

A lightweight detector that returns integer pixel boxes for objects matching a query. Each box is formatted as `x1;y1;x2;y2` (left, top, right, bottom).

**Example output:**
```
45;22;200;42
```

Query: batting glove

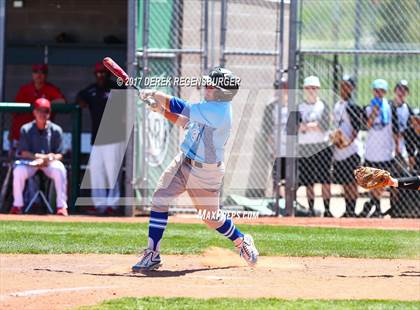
145;99;162;113
139;89;156;101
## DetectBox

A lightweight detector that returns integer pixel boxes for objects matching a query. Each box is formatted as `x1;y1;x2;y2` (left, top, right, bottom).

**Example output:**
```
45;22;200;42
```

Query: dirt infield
1;214;420;230
1;216;419;309
1;248;419;309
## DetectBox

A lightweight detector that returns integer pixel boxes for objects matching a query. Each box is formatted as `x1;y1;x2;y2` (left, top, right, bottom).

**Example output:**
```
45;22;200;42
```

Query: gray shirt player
18;120;64;155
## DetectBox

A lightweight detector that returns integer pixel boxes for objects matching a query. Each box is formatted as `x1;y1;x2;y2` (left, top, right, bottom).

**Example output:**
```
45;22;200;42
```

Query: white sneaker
132;249;162;272
236;234;259;267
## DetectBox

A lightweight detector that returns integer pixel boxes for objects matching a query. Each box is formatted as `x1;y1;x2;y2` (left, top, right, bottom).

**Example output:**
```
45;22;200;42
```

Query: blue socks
216;217;244;242
148;212;244;252
148;211;168;252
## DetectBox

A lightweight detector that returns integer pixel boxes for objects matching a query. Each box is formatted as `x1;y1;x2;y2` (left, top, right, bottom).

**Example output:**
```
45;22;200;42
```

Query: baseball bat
103;57;157;107
103;57;139;90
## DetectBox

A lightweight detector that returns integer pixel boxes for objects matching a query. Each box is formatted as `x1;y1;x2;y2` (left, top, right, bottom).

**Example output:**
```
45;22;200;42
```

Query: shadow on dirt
336;271;420;278
34;266;238;278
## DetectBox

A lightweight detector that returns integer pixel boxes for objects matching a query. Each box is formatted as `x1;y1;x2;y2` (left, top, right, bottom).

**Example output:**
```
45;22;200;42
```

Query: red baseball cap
32;64;48;73
33;98;51;111
94;62;106;73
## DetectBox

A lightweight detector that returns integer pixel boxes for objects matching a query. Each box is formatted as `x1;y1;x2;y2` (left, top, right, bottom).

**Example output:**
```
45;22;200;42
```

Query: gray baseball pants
151;153;225;229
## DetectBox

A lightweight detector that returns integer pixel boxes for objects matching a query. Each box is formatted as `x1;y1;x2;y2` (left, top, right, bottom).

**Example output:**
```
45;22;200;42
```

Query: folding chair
24;171;54;214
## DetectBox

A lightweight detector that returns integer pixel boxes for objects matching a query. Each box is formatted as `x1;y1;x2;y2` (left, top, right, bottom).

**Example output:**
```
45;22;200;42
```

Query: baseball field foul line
2;286;115;299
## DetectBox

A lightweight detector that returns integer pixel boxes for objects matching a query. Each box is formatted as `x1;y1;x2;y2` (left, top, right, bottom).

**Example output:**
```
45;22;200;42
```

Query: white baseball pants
13;161;68;208
89;142;123;209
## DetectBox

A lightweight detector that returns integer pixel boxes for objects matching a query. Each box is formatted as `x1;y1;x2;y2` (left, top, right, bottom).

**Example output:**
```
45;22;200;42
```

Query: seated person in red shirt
10;98;68;216
9;64;65;152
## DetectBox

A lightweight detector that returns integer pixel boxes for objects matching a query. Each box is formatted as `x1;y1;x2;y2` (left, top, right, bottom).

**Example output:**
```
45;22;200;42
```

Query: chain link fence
133;0;418;218
134;0;287;215
135;0;205;211
221;0;284;202
297;0;420;217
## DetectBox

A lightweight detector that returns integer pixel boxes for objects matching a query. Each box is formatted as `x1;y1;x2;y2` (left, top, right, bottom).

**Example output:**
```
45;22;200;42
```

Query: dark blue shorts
333;153;361;185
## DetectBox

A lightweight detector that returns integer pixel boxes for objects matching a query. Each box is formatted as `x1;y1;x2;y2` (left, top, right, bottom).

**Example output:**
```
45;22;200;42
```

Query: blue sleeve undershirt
169;97;191;117
169;96;226;128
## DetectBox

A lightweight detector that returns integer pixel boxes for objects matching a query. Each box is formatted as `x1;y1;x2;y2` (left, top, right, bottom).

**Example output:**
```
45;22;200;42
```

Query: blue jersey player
132;67;259;272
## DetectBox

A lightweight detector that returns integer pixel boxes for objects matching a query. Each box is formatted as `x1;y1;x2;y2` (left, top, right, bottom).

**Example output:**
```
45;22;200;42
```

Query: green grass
300;1;420;46
1;220;419;259
301;53;420;110
80;297;420;310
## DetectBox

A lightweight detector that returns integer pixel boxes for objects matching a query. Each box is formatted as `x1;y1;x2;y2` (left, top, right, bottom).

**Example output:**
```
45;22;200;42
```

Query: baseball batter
132;67;259;272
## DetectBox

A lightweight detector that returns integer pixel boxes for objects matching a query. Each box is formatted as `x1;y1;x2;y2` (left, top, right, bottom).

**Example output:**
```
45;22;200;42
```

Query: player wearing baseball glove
131;67;259;273
354;166;420;191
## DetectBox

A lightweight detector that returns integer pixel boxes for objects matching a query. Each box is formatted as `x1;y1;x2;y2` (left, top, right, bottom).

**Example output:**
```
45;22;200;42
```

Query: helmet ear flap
213;88;238;101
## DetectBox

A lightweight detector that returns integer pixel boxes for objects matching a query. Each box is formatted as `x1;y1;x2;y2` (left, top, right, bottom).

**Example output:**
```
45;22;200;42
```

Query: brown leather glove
354;166;391;190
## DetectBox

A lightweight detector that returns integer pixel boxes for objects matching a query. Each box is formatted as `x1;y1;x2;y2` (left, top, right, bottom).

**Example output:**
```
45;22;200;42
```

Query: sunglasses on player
35;108;51;114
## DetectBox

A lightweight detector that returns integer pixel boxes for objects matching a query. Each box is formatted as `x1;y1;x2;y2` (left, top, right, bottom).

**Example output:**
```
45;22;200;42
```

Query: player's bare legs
305;183;331;216
343;182;358;217
360;184;384;218
306;185;315;215
322;183;332;217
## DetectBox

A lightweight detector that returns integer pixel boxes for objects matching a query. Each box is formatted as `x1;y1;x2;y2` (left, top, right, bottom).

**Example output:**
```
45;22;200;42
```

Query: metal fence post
0;1;6;151
353;0;362;99
209;0;216;68
274;0;285;88
274;0;286;217
70;105;81;214
0;0;5;102
140;0;150;209
201;0;209;73
333;53;339;102
125;0;137;216
285;0;299;216
219;0;227;67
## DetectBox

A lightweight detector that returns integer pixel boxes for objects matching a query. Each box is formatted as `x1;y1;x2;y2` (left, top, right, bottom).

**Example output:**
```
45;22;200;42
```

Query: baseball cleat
10;206;23;214
324;209;333;218
360;202;382;218
56;208;68;216
237;234;259;267
132;248;162;272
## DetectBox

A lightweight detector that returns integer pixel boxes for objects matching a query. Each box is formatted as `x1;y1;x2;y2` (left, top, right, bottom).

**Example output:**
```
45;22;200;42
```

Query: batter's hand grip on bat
103;57;129;83
144;98;158;109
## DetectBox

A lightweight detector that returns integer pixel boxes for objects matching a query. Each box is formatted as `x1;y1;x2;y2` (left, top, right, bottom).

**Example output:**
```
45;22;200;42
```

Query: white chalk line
0;285;115;300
